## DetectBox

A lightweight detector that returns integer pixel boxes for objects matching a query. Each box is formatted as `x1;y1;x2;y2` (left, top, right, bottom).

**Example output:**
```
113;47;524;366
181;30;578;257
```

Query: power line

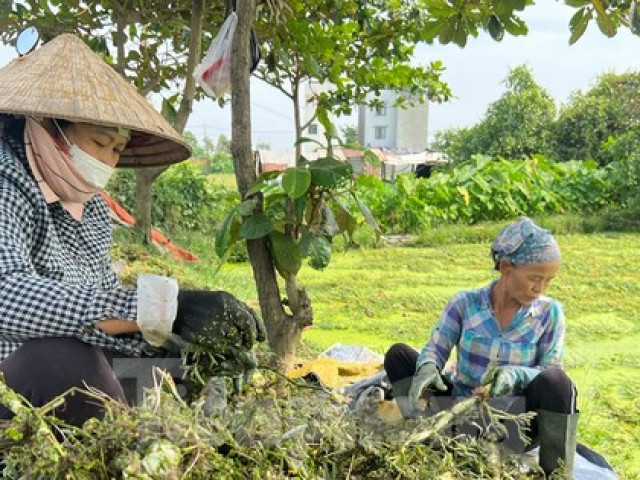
188;123;292;135
252;101;294;121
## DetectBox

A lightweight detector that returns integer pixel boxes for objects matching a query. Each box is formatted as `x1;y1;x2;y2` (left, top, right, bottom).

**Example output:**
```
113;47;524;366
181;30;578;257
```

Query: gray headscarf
491;217;561;267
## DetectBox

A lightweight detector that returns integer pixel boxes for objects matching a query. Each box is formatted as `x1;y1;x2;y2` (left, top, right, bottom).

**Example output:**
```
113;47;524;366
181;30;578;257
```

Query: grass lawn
207;172;237;189
300;233;640;479
121;230;640;478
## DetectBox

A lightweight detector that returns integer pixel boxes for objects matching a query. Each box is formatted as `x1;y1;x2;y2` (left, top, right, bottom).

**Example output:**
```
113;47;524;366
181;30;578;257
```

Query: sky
1;3;638;151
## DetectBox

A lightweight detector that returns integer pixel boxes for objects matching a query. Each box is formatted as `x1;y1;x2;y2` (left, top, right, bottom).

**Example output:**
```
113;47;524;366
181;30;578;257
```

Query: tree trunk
231;0;310;370
133;0;205;243
134;167;162;243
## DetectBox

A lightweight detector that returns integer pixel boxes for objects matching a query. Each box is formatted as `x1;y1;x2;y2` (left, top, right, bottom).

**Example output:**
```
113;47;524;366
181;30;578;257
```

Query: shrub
356;155;616;234
106;163;241;238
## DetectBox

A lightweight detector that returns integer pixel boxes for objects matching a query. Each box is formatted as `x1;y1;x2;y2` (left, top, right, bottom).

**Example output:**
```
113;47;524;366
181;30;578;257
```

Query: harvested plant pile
0;370;541;479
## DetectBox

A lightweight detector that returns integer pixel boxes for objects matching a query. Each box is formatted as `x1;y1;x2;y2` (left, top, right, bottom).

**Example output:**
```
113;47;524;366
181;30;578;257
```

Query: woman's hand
409;362;447;409
489;365;541;396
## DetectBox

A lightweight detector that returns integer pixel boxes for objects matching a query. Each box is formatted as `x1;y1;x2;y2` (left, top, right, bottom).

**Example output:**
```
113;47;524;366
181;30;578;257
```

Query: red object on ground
100;192;200;262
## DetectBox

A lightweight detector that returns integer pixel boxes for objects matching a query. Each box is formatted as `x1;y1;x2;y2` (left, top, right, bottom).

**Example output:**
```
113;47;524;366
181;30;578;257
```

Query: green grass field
296;233;640;478
119;230;640;478
207;172;237;189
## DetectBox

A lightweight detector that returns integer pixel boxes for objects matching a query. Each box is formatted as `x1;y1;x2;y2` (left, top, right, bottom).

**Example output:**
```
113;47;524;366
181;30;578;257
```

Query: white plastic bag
194;12;237;98
136;273;179;347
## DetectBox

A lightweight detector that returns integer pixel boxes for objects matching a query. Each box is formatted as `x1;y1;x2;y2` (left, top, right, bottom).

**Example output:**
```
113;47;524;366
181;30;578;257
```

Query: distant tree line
432;66;640;168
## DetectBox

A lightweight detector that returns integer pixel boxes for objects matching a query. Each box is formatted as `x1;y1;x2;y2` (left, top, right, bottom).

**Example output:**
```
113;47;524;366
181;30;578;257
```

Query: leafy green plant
356;155;616;234
0;370;545;479
215;154;379;276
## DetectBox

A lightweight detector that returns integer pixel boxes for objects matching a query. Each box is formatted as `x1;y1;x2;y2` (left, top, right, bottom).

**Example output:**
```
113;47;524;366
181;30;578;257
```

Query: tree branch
175;0;206;134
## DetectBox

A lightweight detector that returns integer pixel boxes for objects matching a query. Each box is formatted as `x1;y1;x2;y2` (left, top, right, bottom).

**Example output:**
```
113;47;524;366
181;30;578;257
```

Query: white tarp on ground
569;451;618;480
321;343;384;363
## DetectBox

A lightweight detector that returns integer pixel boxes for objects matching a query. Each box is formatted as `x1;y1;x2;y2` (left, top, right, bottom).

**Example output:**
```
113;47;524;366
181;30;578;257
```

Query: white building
300;80;335;160
298;84;440;179
357;91;429;153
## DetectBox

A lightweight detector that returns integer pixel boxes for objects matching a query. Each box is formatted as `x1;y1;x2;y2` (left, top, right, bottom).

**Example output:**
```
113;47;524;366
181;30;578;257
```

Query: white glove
136;274;179;347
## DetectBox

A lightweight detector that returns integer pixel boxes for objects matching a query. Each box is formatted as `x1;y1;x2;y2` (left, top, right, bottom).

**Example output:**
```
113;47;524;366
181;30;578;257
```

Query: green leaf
320;202;340;238
161;98;177;126
298;226;313;256
215;207;239;259
246;171;282;196
306;234;332;270
353;193;381;239
487;15;504;41
334;202;357;237
594;8;616;37
569;8;591;44
294;194;307;223
494;0;527;15
308;157;353;188
281;167;311;199
6;426;23;441
565;0;589;6
268;231;302;277
501;15;528;36
237;199;255;216
316;107;336;138
569;7;586;29
452;16;468;47
472;176;492;192
631;3;640;36
421;20;446;42
438;16;456;44
239;214;273;239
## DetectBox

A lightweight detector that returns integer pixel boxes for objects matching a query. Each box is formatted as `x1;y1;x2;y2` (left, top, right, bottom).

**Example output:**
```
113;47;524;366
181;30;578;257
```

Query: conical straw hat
0;34;191;167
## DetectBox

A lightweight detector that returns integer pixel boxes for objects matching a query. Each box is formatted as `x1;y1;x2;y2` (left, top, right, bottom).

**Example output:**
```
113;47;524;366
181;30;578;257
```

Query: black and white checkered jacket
0;119;145;360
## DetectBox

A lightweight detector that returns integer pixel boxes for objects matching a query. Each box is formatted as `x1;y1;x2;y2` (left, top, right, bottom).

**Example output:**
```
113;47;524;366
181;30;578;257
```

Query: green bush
106;163;240;238
604;130;640;210
356;155;616;234
552;72;640;166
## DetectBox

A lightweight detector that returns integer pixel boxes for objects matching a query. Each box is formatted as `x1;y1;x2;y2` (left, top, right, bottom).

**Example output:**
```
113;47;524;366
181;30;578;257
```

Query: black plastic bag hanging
226;0;262;73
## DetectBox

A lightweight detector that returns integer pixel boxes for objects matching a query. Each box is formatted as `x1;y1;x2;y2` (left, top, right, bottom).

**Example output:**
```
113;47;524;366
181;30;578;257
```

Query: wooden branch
175;0;206;133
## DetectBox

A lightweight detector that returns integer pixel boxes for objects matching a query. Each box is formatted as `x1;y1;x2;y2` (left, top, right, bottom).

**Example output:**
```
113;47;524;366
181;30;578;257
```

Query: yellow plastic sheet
287;357;383;390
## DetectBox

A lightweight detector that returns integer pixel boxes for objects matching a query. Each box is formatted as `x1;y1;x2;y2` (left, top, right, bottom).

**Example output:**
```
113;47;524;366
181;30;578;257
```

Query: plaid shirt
0;120;145;361
417;281;565;396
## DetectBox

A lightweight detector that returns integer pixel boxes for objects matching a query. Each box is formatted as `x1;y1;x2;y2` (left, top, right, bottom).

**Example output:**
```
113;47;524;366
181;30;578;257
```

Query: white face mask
54;120;116;189
69;144;115;189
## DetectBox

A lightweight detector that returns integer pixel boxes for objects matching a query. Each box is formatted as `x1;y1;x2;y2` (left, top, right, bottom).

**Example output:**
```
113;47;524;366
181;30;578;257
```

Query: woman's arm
96;319;140;335
416;293;465;369
536;299;565;367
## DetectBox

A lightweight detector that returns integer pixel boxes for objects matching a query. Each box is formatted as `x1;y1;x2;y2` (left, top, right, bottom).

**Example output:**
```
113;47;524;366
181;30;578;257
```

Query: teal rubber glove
489;366;540;396
409;362;447;409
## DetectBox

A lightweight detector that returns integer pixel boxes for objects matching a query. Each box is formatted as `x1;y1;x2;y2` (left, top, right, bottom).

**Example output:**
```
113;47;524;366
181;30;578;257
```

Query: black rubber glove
171;290;266;376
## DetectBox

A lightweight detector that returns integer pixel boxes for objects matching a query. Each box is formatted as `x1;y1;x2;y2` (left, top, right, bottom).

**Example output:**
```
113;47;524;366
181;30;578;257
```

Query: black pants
0;338;126;427
384;343;577;440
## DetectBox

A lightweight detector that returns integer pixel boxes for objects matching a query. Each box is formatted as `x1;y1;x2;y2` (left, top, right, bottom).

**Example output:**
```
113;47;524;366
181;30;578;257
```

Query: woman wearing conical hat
0;33;264;427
